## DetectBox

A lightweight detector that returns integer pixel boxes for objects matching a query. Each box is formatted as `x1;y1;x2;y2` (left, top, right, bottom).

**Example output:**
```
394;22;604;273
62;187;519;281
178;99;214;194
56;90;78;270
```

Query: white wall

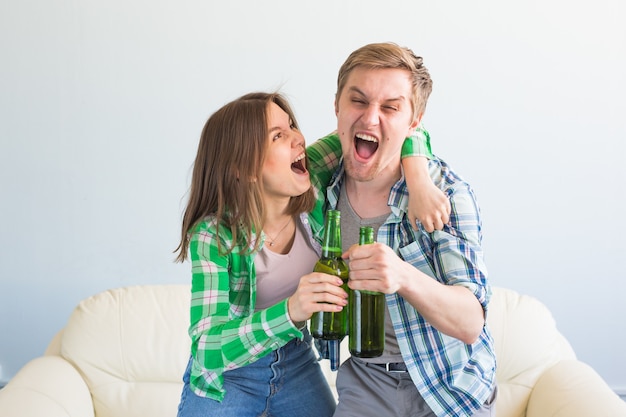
1;0;625;392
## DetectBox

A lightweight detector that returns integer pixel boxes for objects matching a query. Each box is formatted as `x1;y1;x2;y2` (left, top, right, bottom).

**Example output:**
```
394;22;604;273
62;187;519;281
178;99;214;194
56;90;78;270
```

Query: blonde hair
336;42;433;120
175;92;315;262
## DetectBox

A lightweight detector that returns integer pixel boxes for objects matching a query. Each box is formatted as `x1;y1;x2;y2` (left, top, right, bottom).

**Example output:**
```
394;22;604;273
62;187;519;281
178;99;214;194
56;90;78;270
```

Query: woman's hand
402;156;451;232
408;178;451;232
287;272;348;323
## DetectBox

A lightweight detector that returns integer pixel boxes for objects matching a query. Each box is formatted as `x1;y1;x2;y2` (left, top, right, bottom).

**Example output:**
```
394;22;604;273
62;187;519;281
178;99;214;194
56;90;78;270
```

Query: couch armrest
527;359;626;417
0;356;94;417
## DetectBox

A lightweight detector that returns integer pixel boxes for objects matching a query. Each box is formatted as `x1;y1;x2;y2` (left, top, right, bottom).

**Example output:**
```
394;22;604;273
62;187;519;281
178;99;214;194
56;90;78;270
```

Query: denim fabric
177;328;336;417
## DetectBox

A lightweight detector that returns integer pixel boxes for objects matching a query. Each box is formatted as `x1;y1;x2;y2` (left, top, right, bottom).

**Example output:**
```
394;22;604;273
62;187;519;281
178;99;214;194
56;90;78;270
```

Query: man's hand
343;242;412;295
343;241;484;344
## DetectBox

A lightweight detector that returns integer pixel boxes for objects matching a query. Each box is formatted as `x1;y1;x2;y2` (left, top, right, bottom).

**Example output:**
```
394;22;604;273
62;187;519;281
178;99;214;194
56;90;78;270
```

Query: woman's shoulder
191;215;218;233
190;216;232;243
190;216;258;255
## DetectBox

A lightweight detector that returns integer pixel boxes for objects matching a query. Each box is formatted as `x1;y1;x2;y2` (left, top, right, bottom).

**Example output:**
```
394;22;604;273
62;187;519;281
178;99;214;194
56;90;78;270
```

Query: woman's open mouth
291;152;307;174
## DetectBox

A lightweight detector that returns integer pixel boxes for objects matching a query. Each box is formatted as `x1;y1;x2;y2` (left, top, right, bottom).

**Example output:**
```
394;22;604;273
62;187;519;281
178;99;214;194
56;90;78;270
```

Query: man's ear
334;95;339;116
409;112;424;131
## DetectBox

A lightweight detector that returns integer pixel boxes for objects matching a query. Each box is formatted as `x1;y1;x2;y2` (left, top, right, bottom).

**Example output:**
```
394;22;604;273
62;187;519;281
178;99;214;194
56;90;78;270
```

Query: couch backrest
56;285;577;417
487;287;576;417
60;285;191;417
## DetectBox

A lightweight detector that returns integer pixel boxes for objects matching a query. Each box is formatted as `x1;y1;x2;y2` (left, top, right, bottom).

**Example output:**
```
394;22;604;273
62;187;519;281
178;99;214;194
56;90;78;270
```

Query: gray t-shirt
337;184;403;364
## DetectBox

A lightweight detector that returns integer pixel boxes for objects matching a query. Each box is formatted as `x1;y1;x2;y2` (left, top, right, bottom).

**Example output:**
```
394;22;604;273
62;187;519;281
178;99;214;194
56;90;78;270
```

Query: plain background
1;0;625;395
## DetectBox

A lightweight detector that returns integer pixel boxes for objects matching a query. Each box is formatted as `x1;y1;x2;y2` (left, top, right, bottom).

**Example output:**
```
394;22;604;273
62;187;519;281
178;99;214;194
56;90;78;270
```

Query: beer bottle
310;210;349;339
348;226;385;357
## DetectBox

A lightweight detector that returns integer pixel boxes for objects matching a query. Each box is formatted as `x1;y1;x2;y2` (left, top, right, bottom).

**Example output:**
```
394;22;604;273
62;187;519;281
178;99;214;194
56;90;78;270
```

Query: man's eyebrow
347;86;406;103
347;86;365;96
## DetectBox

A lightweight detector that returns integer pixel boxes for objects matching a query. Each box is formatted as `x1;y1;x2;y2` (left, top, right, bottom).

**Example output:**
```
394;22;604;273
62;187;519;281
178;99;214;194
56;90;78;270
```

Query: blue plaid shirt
316;158;497;417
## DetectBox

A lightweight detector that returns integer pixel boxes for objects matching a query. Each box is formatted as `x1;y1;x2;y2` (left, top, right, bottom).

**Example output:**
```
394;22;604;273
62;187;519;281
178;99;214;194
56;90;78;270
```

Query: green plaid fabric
187;218;304;400
186;128;432;400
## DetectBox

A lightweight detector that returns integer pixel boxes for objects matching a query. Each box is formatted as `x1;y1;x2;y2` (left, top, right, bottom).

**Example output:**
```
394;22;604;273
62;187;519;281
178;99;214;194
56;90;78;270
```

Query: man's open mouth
355;133;379;159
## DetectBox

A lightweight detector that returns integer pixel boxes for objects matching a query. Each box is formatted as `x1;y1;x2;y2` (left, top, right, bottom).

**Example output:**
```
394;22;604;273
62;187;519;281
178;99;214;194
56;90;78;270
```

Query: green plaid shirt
186;128;432;400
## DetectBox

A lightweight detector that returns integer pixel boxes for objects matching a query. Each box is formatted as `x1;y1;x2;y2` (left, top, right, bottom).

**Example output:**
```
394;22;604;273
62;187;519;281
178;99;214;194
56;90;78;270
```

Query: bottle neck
359;226;374;245
321;211;342;258
321;245;342;259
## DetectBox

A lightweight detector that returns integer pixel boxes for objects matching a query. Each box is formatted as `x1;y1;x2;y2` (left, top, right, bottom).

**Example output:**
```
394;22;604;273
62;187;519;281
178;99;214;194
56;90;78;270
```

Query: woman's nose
292;132;305;148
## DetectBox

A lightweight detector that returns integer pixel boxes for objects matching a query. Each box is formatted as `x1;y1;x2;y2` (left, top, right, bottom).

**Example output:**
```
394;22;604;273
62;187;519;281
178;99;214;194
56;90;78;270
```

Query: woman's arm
306;127;450;233
401;127;451;232
187;220;301;400
305;132;343;236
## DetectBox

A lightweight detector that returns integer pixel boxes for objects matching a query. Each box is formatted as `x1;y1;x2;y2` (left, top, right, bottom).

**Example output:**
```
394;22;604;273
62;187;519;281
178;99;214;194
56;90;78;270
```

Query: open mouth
291;152;307;174
355;133;379;159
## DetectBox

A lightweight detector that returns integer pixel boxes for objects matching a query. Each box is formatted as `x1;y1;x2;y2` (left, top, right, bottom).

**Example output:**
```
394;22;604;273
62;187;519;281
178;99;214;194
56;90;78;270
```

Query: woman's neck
262;197;296;254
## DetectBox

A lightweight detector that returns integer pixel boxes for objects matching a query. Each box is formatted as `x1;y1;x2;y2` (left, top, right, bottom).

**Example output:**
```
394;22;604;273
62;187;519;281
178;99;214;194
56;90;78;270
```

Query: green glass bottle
349;226;385;357
310;210;349;340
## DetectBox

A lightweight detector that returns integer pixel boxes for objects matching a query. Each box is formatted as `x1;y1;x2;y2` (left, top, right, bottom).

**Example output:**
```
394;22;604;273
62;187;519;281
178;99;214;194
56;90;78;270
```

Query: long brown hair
174;92;315;262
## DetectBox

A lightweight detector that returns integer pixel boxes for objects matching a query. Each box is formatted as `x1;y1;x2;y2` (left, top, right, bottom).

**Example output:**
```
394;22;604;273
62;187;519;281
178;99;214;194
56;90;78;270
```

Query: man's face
335;67;419;183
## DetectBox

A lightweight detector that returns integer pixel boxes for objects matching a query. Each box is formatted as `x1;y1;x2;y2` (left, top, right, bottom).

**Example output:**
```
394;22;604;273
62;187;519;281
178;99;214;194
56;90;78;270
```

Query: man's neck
344;166;401;219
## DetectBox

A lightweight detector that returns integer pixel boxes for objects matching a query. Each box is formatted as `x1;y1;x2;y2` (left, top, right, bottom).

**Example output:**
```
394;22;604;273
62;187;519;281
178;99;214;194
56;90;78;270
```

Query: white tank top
254;216;318;311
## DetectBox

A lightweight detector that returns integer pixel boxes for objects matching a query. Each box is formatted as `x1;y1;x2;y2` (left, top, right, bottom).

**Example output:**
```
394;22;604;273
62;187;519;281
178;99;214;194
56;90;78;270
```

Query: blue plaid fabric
319;157;497;417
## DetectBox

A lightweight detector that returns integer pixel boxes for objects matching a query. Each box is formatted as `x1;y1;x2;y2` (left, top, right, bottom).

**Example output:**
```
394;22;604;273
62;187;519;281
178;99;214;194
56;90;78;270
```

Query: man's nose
362;105;381;126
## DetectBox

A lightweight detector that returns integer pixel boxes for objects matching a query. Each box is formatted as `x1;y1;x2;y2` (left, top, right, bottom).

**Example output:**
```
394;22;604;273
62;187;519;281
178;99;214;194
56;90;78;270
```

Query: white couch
0;285;624;417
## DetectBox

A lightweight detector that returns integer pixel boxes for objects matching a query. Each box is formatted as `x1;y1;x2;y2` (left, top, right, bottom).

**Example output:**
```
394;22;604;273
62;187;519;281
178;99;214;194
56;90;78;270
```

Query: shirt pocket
398;239;438;282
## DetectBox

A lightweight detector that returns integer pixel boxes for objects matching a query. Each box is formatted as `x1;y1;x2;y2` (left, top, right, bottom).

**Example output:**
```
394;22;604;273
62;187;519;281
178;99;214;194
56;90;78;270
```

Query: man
319;43;497;417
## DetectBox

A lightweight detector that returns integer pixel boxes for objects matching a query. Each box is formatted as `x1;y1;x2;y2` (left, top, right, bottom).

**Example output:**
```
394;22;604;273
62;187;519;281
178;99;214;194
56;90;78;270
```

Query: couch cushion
61;285;191;417
527;360;626;416
487;287;576;417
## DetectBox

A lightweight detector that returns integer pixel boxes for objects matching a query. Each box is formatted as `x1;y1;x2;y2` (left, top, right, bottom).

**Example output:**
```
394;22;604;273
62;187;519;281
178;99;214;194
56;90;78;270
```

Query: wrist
286;297;305;326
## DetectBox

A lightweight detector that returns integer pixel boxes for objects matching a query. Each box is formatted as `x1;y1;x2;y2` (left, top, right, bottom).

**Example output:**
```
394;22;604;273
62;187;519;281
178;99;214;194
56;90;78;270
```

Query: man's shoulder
427;155;473;191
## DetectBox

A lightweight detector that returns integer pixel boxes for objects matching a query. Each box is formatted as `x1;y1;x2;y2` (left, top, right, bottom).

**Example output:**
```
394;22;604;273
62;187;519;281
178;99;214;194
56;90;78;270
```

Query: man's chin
344;160;378;182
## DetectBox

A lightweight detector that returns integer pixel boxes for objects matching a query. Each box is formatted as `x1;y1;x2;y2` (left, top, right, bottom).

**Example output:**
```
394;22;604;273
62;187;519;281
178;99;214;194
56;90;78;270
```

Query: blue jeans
177;329;336;417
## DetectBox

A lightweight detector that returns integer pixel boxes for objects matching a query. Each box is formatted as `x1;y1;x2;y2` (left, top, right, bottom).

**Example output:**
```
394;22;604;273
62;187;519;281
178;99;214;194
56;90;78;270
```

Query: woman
174;92;446;416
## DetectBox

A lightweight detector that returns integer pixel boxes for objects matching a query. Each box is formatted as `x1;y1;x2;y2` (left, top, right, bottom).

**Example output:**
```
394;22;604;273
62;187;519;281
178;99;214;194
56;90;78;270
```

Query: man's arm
343;182;488;344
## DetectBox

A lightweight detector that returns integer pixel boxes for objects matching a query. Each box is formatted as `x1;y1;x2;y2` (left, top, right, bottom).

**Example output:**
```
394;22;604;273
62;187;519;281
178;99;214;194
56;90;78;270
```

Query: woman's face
260;102;310;202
